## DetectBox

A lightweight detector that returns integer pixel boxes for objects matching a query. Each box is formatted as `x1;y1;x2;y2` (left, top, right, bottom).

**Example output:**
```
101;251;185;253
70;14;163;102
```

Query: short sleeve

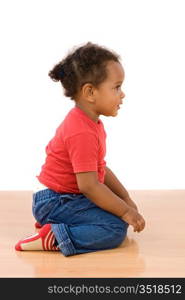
65;132;99;173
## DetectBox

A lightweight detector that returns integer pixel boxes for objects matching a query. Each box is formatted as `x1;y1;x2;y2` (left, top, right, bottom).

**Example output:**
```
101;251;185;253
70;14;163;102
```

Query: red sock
15;224;59;251
35;221;43;229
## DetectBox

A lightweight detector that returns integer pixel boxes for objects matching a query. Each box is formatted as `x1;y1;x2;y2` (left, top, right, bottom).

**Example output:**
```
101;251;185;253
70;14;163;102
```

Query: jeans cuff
51;223;76;256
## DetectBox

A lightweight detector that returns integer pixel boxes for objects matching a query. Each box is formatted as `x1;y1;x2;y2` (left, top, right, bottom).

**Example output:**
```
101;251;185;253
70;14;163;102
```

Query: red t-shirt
36;106;107;193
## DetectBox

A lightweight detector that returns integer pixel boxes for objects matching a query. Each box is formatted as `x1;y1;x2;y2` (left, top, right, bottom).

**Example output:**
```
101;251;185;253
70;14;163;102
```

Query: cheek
96;89;117;110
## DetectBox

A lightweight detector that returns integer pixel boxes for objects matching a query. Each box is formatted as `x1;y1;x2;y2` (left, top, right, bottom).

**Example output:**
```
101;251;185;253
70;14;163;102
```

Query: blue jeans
32;189;128;256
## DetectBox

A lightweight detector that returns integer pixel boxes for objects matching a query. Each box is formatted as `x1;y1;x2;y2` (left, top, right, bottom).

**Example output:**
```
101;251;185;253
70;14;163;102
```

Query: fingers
133;217;145;232
122;209;146;233
133;223;140;232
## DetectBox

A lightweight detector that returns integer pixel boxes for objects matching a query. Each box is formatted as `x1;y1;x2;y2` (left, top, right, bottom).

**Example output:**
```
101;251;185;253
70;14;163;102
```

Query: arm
76;171;145;232
104;166;138;211
76;171;130;217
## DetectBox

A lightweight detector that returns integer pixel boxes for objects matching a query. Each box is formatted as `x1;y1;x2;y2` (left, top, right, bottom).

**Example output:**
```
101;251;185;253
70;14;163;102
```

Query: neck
75;102;99;123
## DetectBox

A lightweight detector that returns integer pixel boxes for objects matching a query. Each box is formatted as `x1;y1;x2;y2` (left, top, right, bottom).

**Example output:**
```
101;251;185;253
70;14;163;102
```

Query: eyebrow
114;81;123;84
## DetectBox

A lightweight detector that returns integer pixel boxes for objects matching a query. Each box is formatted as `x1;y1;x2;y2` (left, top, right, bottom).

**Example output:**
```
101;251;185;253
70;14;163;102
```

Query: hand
121;207;145;232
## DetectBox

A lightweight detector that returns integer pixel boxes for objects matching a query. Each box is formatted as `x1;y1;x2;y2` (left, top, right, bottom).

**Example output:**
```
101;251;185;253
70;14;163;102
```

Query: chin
112;111;118;117
102;110;118;117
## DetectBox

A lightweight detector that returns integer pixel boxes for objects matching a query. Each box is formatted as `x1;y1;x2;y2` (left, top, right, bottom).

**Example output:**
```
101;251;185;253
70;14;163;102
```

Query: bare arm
76;171;130;217
76;171;145;232
104;166;138;211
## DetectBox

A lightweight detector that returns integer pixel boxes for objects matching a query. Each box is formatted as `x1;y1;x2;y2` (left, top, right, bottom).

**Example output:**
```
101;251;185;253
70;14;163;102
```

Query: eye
115;85;121;90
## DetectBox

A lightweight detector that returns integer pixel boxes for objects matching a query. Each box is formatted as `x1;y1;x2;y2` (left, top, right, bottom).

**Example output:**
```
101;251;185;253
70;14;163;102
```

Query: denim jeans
32;188;128;256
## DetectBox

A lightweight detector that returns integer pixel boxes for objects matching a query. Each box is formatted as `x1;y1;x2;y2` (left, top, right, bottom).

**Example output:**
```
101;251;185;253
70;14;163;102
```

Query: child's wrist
124;197;138;211
120;205;131;219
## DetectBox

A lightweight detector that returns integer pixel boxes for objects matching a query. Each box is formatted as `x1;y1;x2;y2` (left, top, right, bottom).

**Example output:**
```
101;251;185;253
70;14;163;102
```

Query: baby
15;42;145;256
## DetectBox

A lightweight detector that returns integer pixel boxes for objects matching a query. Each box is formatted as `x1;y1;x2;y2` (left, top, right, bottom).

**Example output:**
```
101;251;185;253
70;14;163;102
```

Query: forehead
105;61;125;82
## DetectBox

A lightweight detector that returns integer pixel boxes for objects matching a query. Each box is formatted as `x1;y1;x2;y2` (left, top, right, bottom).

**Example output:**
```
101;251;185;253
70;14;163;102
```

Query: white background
0;0;184;190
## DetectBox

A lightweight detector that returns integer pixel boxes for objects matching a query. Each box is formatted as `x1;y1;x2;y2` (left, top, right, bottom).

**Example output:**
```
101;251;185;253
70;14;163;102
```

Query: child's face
94;61;125;117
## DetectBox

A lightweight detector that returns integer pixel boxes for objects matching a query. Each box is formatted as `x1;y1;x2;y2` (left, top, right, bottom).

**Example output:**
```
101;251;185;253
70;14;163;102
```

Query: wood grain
0;190;185;277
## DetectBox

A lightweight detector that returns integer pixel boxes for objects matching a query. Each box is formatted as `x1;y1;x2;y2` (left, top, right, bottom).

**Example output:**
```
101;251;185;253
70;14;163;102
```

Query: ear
81;83;95;103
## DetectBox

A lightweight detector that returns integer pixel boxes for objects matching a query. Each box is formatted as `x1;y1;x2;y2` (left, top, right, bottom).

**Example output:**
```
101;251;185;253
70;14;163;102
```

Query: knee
110;222;128;247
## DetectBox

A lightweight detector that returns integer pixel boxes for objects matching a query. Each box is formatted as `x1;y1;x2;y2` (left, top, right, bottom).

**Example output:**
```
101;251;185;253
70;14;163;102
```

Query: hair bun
48;64;65;82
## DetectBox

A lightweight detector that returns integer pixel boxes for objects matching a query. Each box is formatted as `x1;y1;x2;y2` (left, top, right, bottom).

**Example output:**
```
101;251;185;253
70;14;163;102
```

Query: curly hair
48;42;121;100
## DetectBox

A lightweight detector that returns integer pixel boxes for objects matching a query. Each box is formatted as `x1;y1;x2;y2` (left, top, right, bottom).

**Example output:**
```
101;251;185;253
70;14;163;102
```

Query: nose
120;90;125;104
121;90;125;99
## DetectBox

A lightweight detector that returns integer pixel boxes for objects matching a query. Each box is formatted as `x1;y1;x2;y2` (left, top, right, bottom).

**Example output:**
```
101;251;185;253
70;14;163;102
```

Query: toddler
15;42;145;256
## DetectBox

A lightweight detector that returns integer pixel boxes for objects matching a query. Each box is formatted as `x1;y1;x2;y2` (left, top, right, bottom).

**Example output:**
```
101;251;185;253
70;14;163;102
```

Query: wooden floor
0;190;185;278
